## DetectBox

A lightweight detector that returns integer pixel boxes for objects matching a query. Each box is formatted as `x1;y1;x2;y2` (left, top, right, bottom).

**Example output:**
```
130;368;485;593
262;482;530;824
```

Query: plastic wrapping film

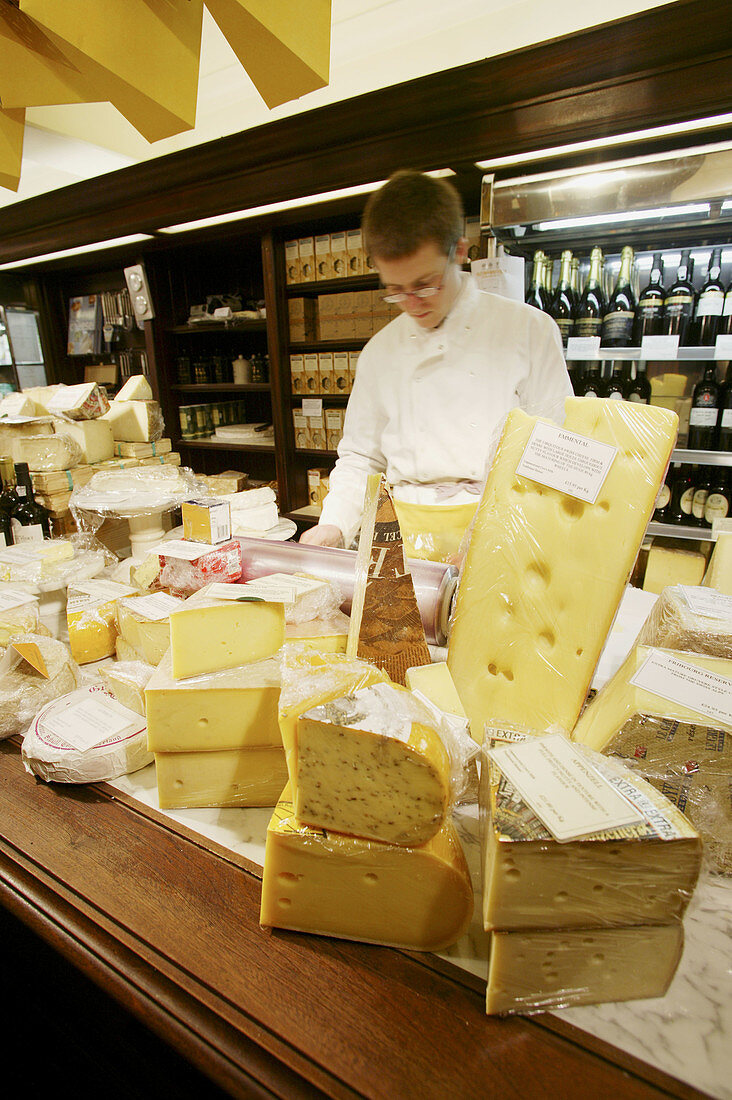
636;584;732;658
154;746;288;809
133;539;243;599
239;571;344;625
46;382;110;420
22;684;151;783
572;644;732;875
447;397;678;740
115;593;183;666
0;586;43;649
0;534;116;593
0;634;81;740
285;608;351;652
259;784;474;952
70;465;204;525
480;728;701;1014
99;660;154;716
66;579;137;663
14;432;84;472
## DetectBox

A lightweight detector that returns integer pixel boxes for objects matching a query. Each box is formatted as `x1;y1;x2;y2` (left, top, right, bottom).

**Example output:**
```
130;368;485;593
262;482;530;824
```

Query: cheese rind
169;597;285;679
295;682;450;845
448;400;678;738
260;786;473;951
154;746;288;808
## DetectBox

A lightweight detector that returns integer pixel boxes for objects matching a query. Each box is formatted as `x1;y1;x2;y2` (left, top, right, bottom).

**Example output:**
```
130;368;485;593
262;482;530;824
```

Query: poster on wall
67;295;102;356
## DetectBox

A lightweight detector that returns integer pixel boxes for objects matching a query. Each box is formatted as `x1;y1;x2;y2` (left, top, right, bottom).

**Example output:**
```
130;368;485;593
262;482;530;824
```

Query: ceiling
0;0;675;211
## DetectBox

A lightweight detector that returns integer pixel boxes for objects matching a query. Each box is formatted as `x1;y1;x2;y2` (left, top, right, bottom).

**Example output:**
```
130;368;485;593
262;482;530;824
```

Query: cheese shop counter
0;740;728;1100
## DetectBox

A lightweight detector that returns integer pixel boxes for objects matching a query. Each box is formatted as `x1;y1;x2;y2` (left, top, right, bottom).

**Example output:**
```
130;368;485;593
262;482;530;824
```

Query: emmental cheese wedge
155;746;288;809
169;594;285;679
295;682;451;845
448;399;678;738
260;786;473;952
146;651;282;752
485;924;683;1015
482;745;701;931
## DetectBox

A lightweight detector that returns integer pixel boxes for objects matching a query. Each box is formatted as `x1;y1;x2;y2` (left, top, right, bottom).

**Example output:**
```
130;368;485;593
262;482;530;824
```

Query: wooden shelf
285;275;379;296
177;439;276;453
647;521;714;541
167;320;267;334
172;383;271;393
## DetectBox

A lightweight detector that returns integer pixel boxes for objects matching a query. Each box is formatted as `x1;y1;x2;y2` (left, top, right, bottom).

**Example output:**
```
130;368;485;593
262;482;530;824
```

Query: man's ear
455;236;469;266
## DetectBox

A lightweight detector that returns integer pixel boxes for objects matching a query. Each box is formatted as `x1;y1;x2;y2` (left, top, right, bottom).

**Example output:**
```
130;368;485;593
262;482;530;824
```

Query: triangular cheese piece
346;475;430;685
12;640;49;678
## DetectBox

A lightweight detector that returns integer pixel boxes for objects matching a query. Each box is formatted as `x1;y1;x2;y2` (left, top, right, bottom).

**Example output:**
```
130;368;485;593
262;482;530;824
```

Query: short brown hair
362;170;463;262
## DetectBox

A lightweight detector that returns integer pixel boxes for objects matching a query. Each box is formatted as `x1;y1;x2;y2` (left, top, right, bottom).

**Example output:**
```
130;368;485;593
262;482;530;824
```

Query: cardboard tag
11;640;49;678
516;421;617;504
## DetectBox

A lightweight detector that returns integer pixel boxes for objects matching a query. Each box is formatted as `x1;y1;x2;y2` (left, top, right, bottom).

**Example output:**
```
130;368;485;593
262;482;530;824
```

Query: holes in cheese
154;746;288;809
169;597;285;679
295;681;451;846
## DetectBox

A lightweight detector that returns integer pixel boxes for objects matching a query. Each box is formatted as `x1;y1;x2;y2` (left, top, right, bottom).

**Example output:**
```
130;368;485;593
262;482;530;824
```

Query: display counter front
0;735;727;1100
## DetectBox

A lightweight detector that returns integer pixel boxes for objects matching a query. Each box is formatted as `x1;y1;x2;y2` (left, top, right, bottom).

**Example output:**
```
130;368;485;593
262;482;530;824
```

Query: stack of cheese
146;585;288;809
481;734;702;1014
260;647;473;952
240;572;350;653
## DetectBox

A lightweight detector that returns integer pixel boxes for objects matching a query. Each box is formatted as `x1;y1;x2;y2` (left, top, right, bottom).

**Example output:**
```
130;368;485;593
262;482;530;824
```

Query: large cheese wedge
295;681;450;845
278;646;390;784
115;374;153;401
46;382;109;420
260;785;473;952
145;651;282;752
636;584;732;658
0;635;80;739
0;393;36;417
485;924;683;1015
0;418;54;463
116;593;183;665
482;743;700;931
15;433;82;472
154;746;288;809
66;579;136;664
101;399;163;442
346;474;430;685
52;418;114;464
169;592;285;679
643;544;707;594
448;399;678;738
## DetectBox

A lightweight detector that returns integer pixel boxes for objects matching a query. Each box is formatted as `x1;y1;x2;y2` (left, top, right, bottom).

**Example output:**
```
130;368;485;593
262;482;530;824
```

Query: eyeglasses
380;242;457;304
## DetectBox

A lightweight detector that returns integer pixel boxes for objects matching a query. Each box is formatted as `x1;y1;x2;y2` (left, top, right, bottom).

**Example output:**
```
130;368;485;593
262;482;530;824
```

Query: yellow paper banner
206;0;331;109
0;105;24;191
0;3;90;110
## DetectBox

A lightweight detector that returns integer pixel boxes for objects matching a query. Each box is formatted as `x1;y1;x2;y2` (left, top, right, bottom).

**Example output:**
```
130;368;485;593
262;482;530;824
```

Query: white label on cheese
38;692;144;751
0;587;37;611
640;334;680;358
678;585;732;622
154;539;215;561
208;580;288;604
120;592;182;620
487;733;645;842
629;648;732;727
516;421;617;504
250;573;325;595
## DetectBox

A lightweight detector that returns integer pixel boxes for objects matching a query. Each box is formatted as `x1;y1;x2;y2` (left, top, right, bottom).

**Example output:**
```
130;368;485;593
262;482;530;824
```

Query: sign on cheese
482;743;700;932
260;785;473;952
485;924;683;1015
295;682;450;845
169;594;285;679
155;746;288;809
448;399;677;738
66;580;136;664
146;651;282;752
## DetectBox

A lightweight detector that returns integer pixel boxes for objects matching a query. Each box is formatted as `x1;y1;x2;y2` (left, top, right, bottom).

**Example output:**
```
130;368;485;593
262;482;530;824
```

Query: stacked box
315;234;332;281
290;353;306;395
285;239;300;284
346;228;364;276
298;236;315;283
325;408;343;452
317;352;334;394
307;467;330;507
288;297;317;342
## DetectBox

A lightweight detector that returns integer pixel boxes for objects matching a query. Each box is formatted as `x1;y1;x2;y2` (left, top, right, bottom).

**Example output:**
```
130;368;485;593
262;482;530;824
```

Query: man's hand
299;524;345;548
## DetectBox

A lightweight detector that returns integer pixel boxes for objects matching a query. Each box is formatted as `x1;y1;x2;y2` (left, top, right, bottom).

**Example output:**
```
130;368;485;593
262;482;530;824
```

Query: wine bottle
691;247;725;347
663;250;696;344
577;361;603;398
691;466;712;528
10;463;50;543
526;251;550;312
679;467;697;524
653;468;673;522
542;255;554;306
575;247;606;339
601;246;636;347
570;257;581;313
603;361;628;400
550;250;575;347
664;463;689;525
717;363;732;451
704;467;730;526
720;280;732;337
687;363;721;450
632;252;665;344
0;456;15;547
626;361;651;403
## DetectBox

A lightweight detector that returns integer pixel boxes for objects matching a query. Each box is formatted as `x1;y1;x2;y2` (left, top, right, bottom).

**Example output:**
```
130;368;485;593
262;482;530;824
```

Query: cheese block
285;610;350;653
703;532;732;595
101;399;163;442
347;474;430;685
0;635;80;739
0;539;75;584
18;386;63;415
99;660;154;716
482;743;700;931
0;588;42;649
448;399;678;739
66;579;137;663
169;593;285;678
145;651;282;752
406;662;468;722
116;636;144;663
295;681;450;845
156;538;243;598
47;382;109;420
260;785;473;951
0;418;54;463
230;502;279;533
0;392;36;417
643;545;707;594
278;646;390;784
52;417;114;464
636;584;732;658
114;438;171;457
485;923;683;1015
115;374;153;402
14;433;82;472
30;466;93;495
154;746;288;809
116;593;183;665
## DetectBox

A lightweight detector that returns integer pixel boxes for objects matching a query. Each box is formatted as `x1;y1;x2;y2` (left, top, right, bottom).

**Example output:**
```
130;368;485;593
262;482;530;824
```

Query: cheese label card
35;692;145;752
302;398;323;417
0;588;38;611
679;585;732;621
640;334;680;358
629;648;732;727
10;641;50;678
487;732;645;842
516;422;617;504
566;336;601;358
152;539;215;561
206;580;286;604
119;592;182;621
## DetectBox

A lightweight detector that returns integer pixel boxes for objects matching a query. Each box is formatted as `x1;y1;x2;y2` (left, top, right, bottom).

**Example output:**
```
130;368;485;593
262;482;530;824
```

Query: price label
715;335;732;358
640;334;680;358
566;336;601;359
302;398;323;418
516;421;617;504
630;648;732;727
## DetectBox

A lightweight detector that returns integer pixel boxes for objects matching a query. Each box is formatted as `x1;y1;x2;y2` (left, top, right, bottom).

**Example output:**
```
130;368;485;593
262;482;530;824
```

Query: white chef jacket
319;273;573;544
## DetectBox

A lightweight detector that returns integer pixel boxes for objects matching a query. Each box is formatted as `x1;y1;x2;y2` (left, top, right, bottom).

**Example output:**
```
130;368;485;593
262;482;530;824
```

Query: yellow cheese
260;785;473;952
485;924;683;1015
155;746;288;809
169;595;285;679
643;545;707;594
116;595;182;665
101;399;161;442
0;634;80;739
405;662;467;721
116;636;144;663
99;661;154;716
145;651;282;752
0;588;41;647
66;580;136;664
448;399;678;738
703;532;732;595
482;745;700;932
278;646;390;785
284;610;350;653
51;418;114;464
115;374;153;401
295;681;450;845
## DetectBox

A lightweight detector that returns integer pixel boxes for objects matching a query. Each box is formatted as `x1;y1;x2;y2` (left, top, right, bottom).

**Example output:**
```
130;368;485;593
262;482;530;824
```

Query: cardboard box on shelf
308;411;327;451
307;467;330;506
293;410;310;450
333;351;350;394
346;228;364;276
318;352;335;394
285;239;300;284
303;353;320;395
348;351;360;390
315;234;332;281
325;408;343;452
298;237;315;283
331;231;347;278
290;353;306;395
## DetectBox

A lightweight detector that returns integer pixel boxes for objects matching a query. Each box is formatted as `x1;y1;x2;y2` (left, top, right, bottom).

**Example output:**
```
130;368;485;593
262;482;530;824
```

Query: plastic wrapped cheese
52;417;114;464
46;382;110;420
0;586;42;647
115;592;183;665
0;535;113;593
154;746;288;809
66;579;136;663
239;572;342;624
101;399;164;442
14;433;83;472
99;660;155;716
0;634;81;739
636;584;732;658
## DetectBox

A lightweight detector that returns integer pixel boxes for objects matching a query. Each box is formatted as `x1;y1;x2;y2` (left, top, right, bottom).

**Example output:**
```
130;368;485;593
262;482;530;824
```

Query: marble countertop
108;765;732;1100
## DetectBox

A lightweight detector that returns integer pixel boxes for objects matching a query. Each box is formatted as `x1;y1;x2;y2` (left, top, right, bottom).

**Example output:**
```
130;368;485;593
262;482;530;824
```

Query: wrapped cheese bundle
47;382;110;420
101;399;164;442
0;635;81;739
635;585;732;658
